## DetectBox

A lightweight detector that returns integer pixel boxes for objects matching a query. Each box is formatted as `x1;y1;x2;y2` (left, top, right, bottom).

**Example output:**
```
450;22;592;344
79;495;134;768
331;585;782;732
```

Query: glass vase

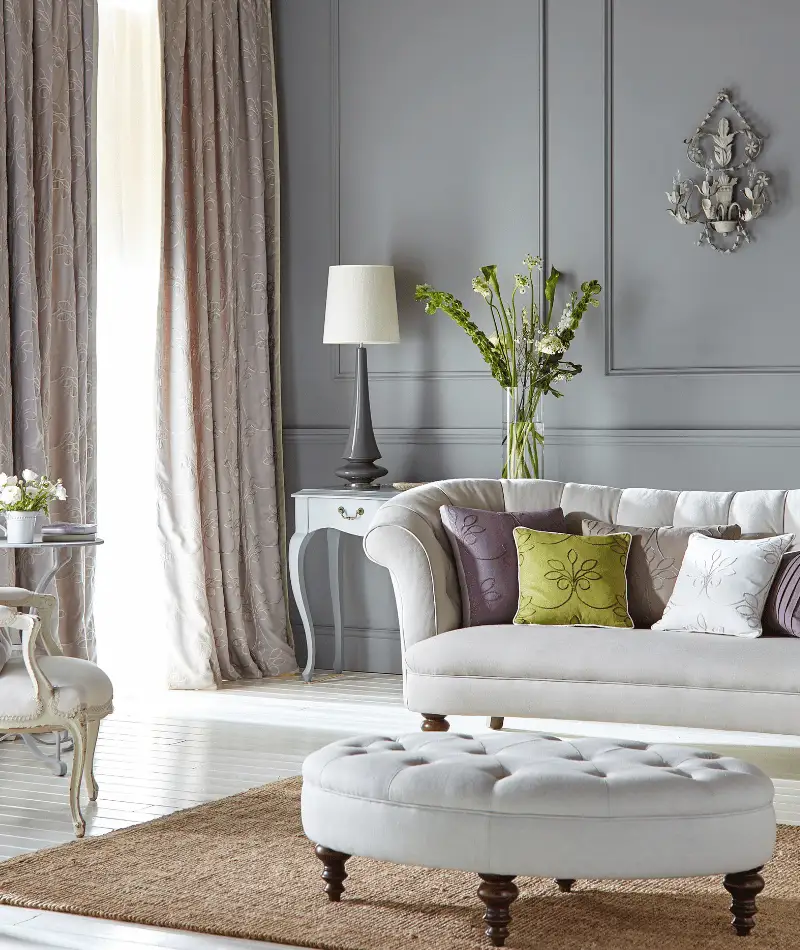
503;386;544;479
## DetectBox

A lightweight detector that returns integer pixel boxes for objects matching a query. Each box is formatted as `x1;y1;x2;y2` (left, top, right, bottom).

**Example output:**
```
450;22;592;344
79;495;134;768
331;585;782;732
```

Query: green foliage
414;284;512;388
415;257;601;400
417;258;601;478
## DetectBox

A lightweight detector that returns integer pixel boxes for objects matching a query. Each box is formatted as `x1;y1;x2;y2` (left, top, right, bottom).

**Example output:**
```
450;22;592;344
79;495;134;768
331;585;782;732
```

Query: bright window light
95;0;165;695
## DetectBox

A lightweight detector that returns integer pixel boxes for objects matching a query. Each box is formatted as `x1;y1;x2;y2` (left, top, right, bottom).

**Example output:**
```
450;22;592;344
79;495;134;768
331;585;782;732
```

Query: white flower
25;485;38;498
3;475;17;486
0;473;7;488
22;469;37;482
557;304;574;333
0;485;22;505
537;334;565;355
53;484;67;501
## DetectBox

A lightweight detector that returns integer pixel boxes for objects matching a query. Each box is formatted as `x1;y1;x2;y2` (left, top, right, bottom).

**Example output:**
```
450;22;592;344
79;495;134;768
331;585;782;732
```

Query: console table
289;488;398;682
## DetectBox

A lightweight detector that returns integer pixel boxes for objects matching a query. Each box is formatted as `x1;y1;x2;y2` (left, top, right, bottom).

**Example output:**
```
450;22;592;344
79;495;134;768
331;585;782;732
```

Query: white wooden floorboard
0;671;798;950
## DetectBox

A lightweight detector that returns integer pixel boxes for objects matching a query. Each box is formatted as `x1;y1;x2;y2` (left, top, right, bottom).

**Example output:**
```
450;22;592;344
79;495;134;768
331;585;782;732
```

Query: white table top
292;487;400;500
0;538;104;549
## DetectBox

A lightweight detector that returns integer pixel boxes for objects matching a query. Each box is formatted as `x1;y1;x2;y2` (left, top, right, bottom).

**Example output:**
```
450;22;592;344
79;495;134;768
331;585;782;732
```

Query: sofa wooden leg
556;878;575;893
421;714;450;732
723;867;764;936
477;873;519;947
314;845;350;902
488;717;504;731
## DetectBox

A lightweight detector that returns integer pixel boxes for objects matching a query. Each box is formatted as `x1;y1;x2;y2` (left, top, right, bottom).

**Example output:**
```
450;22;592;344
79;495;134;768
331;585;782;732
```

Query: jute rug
0;777;798;949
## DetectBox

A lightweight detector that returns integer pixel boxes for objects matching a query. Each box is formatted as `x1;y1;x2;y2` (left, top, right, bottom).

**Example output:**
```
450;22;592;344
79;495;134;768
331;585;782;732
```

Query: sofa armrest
364;503;462;654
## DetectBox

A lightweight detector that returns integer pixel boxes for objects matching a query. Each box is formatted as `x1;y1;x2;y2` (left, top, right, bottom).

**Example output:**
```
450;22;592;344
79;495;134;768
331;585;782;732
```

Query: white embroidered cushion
653;533;795;638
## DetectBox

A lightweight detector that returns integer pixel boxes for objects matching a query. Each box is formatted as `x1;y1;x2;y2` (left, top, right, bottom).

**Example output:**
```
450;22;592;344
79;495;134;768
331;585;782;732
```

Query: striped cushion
764;552;800;638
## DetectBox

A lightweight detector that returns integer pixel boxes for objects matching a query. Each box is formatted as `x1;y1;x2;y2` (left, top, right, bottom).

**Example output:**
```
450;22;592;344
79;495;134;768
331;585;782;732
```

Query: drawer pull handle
338;506;365;521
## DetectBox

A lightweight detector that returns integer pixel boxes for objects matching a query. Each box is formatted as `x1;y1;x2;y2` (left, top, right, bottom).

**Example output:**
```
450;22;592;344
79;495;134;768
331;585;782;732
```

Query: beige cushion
0;656;113;719
404;624;800;695
582;521;742;627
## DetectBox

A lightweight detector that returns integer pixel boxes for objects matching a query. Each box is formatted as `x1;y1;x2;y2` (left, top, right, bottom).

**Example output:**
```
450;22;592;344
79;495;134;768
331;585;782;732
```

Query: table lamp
323;265;399;489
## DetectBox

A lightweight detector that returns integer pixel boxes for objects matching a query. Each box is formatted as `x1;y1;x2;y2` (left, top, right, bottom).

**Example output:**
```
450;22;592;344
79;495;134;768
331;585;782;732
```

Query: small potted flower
0;471;68;544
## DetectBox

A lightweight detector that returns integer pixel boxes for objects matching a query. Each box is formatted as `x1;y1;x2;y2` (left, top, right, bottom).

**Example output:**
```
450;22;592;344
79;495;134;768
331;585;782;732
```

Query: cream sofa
364;479;800;736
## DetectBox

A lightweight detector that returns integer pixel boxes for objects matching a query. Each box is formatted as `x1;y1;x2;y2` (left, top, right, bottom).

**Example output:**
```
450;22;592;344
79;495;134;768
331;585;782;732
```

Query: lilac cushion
763;551;800;637
439;505;568;626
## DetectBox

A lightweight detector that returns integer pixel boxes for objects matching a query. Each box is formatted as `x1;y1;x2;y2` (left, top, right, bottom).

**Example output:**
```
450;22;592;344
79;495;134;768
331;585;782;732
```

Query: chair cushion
0;656;113;720
301;732;775;879
404;623;800;694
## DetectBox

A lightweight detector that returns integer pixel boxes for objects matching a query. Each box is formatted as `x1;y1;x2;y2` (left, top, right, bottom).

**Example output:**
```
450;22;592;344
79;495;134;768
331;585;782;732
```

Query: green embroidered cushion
513;528;634;628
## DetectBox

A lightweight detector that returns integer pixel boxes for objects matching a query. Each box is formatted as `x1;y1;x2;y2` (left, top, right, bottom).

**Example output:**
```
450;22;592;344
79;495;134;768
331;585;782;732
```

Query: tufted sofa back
386;477;800;544
365;479;800;650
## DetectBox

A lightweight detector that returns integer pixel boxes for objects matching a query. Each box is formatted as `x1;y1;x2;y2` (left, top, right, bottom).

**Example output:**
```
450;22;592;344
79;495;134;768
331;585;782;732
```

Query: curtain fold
157;0;296;688
0;0;97;659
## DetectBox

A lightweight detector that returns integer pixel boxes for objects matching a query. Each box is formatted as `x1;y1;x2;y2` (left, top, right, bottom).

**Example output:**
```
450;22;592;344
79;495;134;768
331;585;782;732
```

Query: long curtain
0;0;97;659
157;0;297;688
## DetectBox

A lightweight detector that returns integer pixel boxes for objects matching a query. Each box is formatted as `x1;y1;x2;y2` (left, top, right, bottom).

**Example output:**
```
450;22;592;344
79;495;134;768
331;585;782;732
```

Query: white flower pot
5;510;39;544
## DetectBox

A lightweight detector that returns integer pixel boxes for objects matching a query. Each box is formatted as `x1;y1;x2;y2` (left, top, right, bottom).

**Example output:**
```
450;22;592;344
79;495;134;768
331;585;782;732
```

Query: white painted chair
0;591;113;837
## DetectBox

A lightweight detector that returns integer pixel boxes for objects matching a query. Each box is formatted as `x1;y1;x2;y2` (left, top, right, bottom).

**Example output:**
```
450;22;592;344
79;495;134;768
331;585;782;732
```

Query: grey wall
276;0;800;672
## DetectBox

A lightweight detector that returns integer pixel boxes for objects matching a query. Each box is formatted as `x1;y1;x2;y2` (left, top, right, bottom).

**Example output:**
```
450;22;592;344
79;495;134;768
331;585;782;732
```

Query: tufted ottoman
301;732;776;945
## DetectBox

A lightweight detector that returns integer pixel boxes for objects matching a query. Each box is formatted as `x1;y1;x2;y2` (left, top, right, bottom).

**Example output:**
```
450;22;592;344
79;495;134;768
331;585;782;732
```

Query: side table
0;537;104;775
289;488;398;682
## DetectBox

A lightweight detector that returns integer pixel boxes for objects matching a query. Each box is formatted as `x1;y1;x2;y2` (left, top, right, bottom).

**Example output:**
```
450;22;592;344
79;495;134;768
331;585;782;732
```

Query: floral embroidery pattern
582;520;741;628
0;0;97;660
687;548;737;596
653;534;795;637
513;529;633;628
441;506;567;626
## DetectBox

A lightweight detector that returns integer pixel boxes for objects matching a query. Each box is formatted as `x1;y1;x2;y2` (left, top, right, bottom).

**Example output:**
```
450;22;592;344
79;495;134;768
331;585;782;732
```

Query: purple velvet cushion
440;505;569;626
763;551;800;637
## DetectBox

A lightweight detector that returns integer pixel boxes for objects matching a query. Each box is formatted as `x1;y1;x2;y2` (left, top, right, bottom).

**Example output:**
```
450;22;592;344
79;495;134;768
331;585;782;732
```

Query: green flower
472;276;491;300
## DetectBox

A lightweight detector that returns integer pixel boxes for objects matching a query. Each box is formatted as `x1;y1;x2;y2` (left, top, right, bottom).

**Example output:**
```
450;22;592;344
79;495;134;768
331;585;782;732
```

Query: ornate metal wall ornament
666;90;770;254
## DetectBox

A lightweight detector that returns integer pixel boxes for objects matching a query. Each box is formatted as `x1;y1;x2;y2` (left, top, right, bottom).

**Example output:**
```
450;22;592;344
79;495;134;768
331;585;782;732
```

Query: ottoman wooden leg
421;714;450;732
488;717;505;731
314;845;350;902
556;878;575;893
477;873;519;947
723;867;764;937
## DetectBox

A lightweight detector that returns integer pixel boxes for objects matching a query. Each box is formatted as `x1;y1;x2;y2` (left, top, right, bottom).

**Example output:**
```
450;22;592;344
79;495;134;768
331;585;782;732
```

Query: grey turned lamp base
336;345;387;491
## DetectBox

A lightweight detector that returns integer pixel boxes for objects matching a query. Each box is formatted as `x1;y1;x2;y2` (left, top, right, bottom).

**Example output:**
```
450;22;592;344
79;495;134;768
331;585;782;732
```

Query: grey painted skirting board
292;623;401;675
284;426;800;448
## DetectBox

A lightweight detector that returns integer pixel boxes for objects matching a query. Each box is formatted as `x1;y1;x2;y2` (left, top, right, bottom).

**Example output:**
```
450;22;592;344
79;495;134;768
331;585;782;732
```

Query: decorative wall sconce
666;90;770;254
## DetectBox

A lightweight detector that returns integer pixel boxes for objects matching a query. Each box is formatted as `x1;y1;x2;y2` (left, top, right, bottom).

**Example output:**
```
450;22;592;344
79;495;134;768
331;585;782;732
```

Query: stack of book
41;523;97;542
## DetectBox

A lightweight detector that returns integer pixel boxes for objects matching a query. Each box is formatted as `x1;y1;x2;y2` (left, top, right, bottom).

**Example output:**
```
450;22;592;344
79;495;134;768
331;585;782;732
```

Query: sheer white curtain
95;0;165;692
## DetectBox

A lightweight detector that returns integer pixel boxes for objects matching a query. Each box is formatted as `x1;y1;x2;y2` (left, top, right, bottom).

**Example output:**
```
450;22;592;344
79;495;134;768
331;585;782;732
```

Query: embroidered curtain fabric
0;0;97;659
157;0;297;687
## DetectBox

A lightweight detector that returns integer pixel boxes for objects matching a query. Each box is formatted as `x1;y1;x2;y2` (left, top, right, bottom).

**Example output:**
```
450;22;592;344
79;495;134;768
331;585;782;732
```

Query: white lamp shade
323;265;400;345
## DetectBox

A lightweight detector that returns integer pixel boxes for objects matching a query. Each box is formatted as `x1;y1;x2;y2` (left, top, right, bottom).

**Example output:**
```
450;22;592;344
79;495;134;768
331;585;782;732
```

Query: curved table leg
289;530;317;682
327;529;343;674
